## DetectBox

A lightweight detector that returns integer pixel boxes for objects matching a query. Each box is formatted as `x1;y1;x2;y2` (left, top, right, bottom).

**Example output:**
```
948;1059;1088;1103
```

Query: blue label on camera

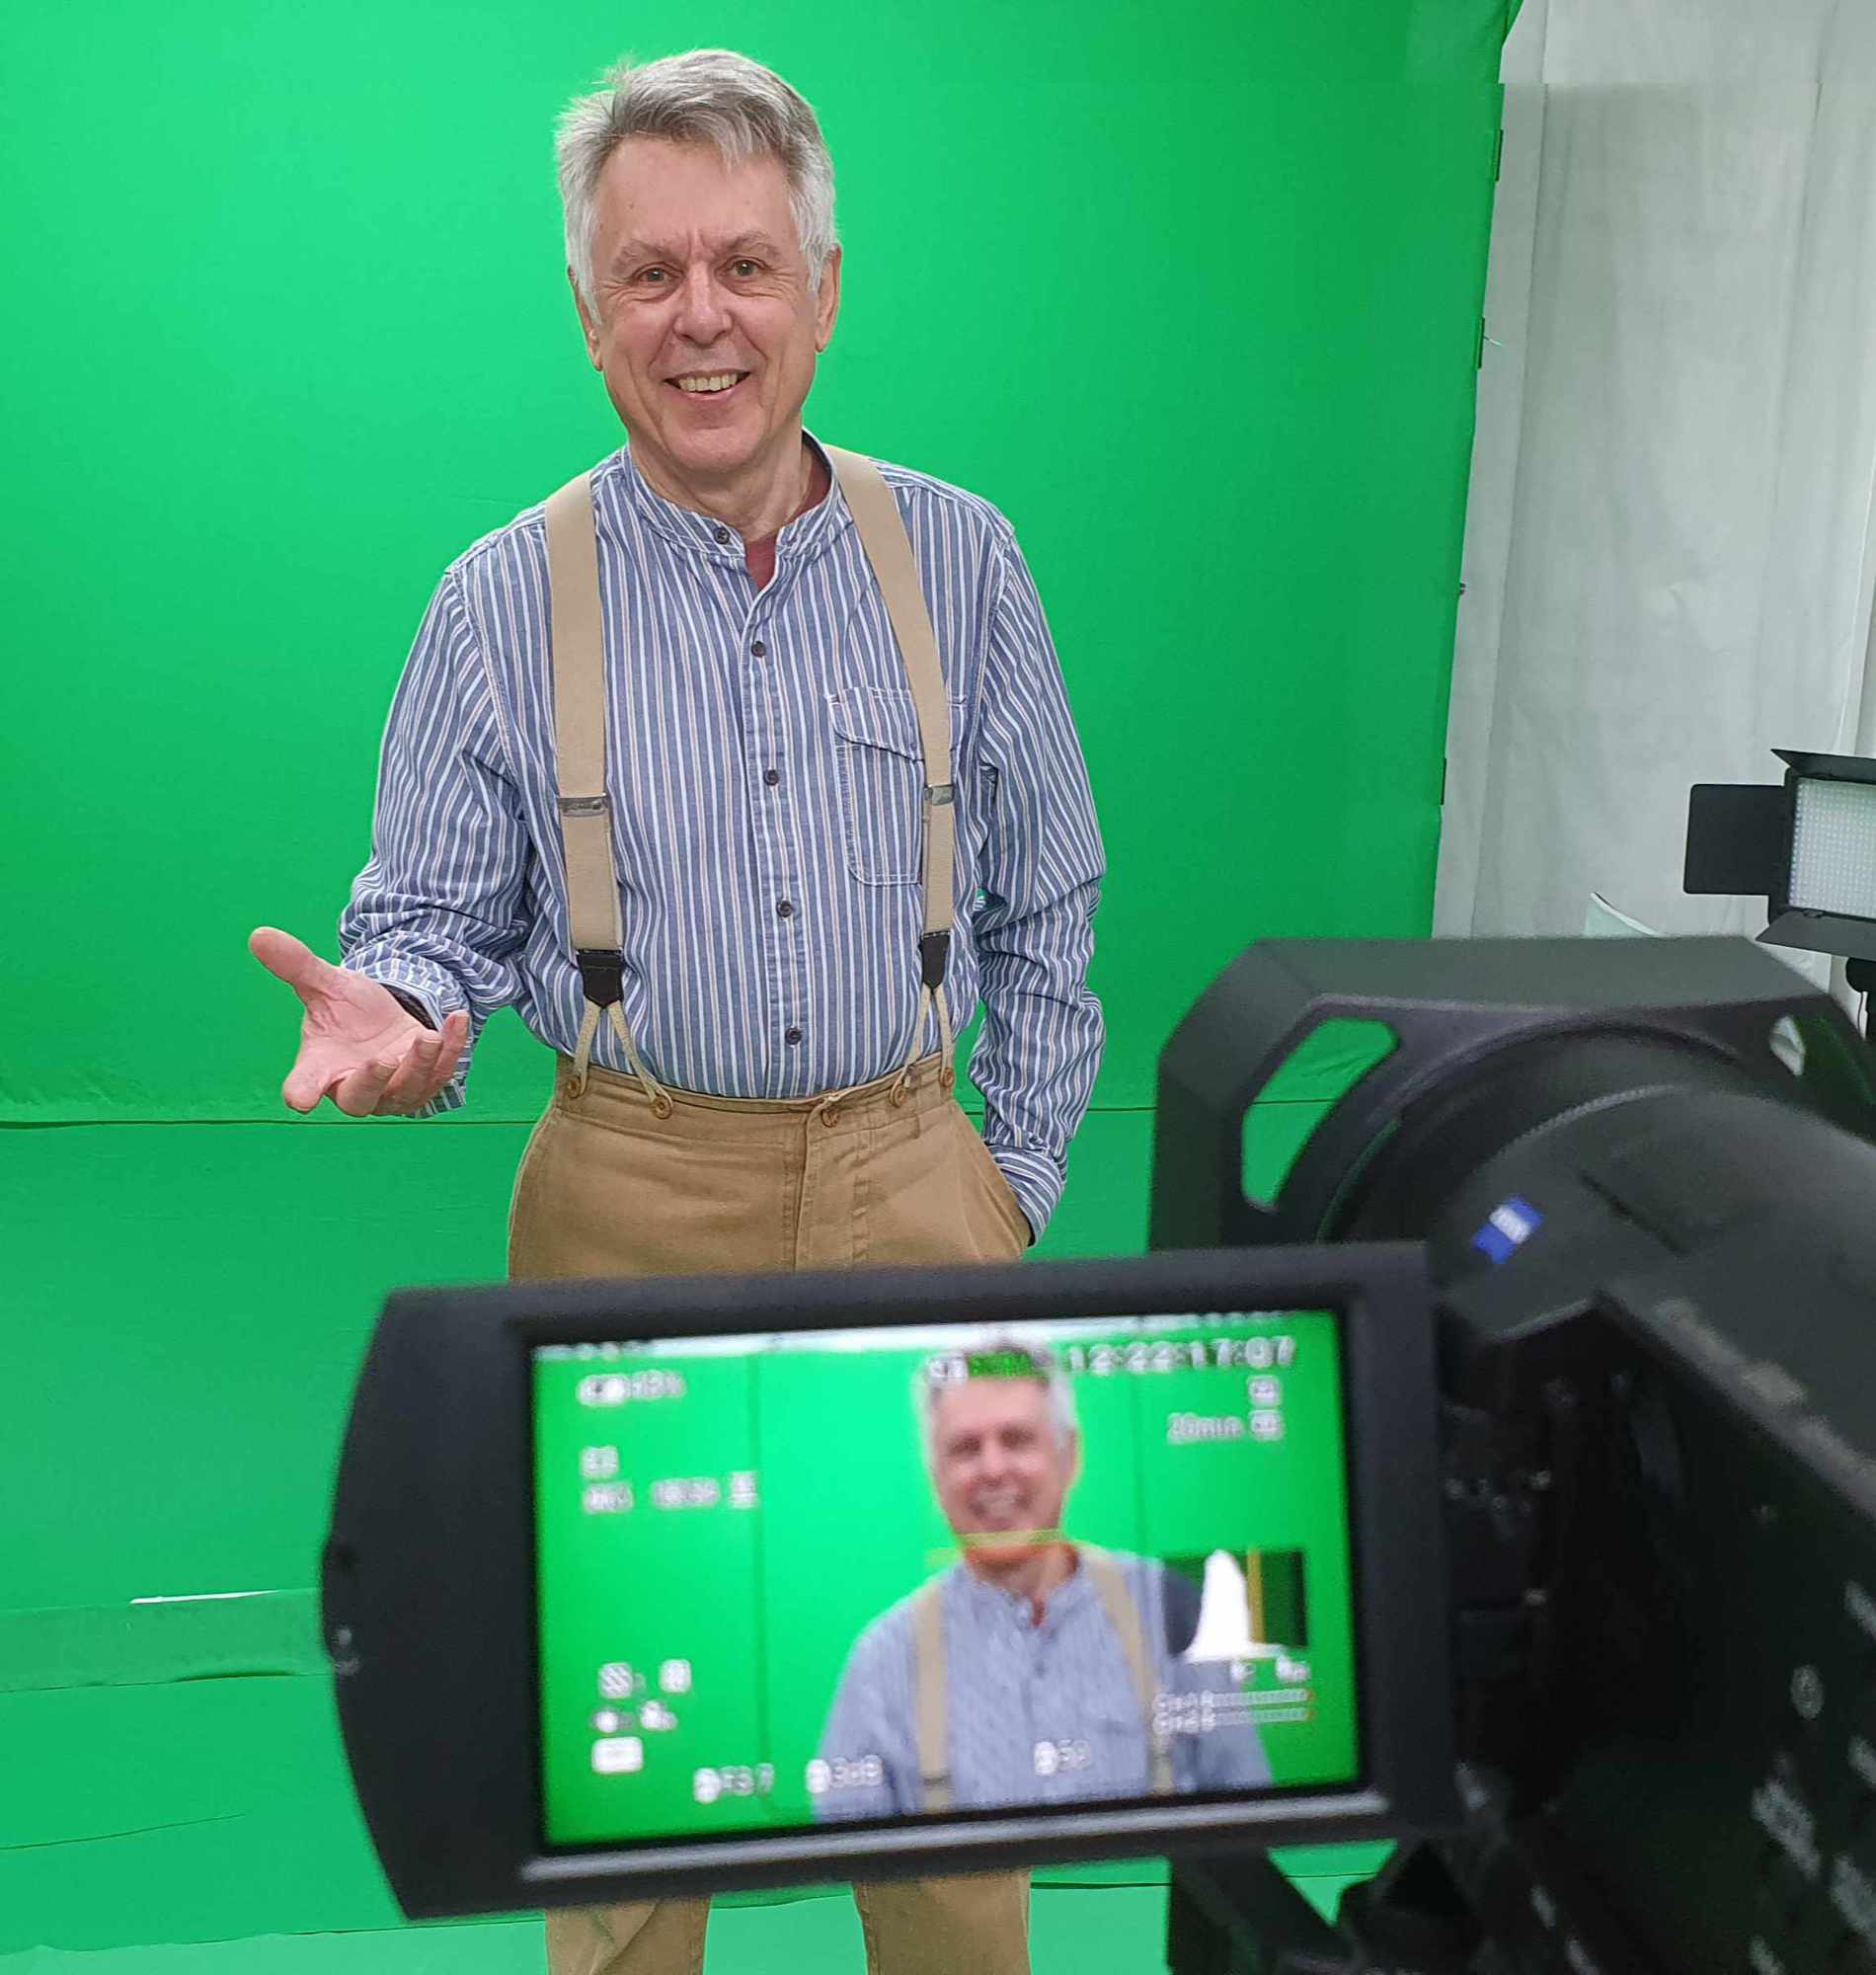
1471;1195;1543;1265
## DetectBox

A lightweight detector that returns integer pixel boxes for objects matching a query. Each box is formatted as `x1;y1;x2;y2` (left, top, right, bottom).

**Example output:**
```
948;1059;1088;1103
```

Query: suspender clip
559;794;609;818
576;948;626;1008
918;930;951;991
925;782;955;808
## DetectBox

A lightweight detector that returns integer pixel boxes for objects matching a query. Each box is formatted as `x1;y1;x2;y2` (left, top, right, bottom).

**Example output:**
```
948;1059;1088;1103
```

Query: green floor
2;1106;1368;1970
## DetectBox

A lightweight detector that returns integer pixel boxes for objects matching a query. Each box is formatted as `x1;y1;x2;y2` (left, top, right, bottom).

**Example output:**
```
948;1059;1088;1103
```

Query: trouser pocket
506;1104;558;1281
952;1106;1031;1257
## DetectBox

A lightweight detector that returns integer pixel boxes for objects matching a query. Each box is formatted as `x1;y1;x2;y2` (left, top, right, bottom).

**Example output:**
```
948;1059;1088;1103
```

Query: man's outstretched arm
253;571;530;1116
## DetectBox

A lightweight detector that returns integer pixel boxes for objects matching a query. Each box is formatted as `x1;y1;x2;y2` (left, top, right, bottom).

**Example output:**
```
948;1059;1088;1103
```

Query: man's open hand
249;927;471;1116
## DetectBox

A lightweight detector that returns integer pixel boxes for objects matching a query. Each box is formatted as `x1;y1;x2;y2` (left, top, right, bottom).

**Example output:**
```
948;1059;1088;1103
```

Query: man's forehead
935;1376;1051;1431
596;138;793;230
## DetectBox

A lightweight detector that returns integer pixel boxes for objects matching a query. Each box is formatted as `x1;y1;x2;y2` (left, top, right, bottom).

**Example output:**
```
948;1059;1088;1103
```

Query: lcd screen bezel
324;1245;1451;1918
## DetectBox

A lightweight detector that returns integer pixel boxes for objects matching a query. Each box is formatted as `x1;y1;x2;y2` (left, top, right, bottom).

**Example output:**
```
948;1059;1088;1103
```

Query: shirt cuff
983;1143;1062;1245
385;987;436;1030
343;954;465;1024
409;1083;467;1119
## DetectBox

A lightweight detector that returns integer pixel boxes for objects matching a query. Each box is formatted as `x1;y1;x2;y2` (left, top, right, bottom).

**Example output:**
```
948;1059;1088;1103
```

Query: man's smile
665;369;752;400
969;1485;1028;1528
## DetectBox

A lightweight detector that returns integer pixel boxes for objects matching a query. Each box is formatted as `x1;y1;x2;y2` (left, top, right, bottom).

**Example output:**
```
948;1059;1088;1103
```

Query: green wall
1;0;1507;1960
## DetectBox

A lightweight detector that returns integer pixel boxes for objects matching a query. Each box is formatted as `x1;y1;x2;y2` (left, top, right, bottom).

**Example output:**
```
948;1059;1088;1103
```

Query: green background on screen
535;1315;1354;1847
0;0;1509;1957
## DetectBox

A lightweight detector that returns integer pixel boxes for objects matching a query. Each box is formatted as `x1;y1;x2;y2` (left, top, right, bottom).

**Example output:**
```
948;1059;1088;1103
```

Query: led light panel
1787;778;1876;918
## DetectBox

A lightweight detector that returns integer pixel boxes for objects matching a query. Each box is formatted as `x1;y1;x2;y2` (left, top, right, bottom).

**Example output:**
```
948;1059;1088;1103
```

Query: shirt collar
593;429;846;571
953;1548;1094;1631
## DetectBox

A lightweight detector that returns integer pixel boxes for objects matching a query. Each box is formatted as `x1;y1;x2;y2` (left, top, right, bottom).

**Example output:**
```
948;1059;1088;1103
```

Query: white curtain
1436;0;1876;968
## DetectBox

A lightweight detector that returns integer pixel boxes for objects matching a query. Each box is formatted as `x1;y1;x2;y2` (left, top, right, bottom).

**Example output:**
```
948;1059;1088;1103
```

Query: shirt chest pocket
828;686;928;887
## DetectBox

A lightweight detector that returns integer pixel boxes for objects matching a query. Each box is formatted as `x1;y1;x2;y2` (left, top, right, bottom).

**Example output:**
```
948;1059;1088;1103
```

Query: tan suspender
821;446;958;1080
542;446;956;1103
913;1577;953;1813
542;473;671;1113
1080;1545;1176;1796
911;1548;1175;1812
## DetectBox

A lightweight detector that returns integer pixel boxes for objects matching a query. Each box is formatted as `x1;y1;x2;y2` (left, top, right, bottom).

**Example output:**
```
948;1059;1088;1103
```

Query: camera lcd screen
532;1307;1360;1850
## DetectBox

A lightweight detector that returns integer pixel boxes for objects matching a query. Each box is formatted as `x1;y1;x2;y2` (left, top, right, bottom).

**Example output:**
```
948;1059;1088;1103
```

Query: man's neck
966;1541;1078;1625
630;427;814;542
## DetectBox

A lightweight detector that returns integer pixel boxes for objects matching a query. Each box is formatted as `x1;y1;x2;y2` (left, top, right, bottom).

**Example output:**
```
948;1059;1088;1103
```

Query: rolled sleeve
970;529;1105;1238
339;570;532;1109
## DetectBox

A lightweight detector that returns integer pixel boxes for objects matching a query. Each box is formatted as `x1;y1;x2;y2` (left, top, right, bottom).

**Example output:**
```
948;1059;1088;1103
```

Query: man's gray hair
555;48;838;311
916;1338;1080;1470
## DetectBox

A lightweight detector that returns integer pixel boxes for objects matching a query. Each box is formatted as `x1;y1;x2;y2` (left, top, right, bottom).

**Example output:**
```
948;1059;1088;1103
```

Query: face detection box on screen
324;1248;1452;1918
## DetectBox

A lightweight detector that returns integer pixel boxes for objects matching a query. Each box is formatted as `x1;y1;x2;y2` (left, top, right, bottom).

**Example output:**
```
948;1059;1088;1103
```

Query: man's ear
1065;1428;1083;1489
814;243;842;353
569;268;604;369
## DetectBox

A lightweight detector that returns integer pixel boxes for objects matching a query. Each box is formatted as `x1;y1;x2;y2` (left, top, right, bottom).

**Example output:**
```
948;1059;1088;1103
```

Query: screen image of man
813;1344;1272;1819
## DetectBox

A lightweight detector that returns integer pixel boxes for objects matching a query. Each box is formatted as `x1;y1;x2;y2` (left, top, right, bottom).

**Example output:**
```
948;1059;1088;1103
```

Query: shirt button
714;526;731;544
785;1026;803;1046
763;767;780;787
750;640;767;658
776;899;795;919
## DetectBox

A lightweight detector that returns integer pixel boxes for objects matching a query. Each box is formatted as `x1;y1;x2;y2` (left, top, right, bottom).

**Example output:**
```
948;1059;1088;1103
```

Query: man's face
929;1378;1079;1573
573;137;840;488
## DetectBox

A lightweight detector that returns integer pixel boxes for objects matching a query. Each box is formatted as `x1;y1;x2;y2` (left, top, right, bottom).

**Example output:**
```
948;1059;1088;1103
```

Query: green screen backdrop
0;0;1509;1958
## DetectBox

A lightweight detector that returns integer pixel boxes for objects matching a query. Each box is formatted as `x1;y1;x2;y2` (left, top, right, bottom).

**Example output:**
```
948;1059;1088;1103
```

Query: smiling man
249;45;1103;1975
815;1345;1270;1824
571;134;834;552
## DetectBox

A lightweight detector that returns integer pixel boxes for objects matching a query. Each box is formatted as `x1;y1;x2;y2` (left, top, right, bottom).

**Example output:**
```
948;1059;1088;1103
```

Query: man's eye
731;260;759;278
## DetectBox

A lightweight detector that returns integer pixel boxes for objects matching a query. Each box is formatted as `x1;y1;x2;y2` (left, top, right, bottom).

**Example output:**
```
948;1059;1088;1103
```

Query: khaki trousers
510;1054;1033;1975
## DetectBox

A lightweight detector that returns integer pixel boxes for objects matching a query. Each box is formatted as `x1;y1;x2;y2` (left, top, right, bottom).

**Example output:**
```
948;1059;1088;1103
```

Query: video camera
325;936;1876;1974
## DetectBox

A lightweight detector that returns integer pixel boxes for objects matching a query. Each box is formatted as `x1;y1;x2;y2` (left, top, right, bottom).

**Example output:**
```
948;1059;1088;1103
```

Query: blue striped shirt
812;1554;1271;1818
339;436;1105;1234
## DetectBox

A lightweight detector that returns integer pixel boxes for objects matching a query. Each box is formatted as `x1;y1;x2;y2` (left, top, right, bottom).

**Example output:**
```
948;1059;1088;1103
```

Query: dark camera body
324;1243;1453;1918
1156;938;1876;1973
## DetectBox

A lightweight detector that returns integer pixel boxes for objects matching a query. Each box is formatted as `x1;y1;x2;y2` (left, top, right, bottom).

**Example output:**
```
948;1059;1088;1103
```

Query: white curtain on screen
1435;0;1876;966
